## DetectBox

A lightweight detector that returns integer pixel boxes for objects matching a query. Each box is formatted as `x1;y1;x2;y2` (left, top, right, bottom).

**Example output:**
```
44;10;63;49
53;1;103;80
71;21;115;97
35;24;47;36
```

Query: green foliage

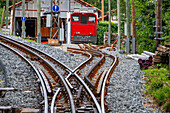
144;67;170;110
151;80;163;90
162;102;170;111
134;0;170;53
97;21;124;44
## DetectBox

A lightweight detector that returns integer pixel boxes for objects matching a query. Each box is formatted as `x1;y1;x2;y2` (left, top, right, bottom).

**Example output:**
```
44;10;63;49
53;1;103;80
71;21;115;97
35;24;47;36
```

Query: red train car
70;12;97;44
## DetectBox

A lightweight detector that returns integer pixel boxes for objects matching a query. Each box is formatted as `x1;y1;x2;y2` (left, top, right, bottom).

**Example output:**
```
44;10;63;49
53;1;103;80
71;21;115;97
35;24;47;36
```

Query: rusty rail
0;35;76;113
101;56;119;113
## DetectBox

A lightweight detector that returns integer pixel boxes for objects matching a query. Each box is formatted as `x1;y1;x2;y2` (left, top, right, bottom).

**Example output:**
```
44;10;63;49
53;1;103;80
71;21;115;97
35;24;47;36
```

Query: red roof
8;0;32;9
75;0;101;12
8;1;22;9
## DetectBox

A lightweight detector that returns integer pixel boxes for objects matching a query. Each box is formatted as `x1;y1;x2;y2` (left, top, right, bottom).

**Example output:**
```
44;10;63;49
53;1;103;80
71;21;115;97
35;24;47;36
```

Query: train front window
81;16;87;24
88;16;96;23
72;16;79;22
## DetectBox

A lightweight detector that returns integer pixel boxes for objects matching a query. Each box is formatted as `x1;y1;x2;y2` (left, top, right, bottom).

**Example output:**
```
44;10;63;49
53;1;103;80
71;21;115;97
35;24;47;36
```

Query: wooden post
0;6;5;30
37;0;41;43
108;0;111;45
101;0;104;21
155;0;162;49
117;0;121;50
12;0;15;35
131;0;136;53
22;0;26;38
6;0;9;29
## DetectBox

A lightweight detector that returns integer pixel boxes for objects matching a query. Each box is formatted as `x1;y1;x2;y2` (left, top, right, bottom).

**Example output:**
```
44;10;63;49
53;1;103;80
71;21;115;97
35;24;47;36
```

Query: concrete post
126;0;130;54
37;0;41;43
6;0;9;29
22;0;26;38
50;0;53;39
132;37;135;54
117;0;121;50
126;37;129;54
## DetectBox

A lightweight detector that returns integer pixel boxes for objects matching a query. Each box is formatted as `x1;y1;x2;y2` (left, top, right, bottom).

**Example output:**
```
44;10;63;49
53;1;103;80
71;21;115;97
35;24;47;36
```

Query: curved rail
101;56;119;113
0;34;73;72
0;42;49;113
0;35;76;113
51;88;61;113
74;72;102;113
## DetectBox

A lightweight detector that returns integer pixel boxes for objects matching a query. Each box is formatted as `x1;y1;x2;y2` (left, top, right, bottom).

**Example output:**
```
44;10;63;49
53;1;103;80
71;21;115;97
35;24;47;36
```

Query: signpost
52;5;59;12
21;16;26;21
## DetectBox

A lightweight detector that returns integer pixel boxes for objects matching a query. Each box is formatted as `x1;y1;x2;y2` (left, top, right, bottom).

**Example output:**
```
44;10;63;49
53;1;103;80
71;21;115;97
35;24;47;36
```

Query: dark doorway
25;19;36;37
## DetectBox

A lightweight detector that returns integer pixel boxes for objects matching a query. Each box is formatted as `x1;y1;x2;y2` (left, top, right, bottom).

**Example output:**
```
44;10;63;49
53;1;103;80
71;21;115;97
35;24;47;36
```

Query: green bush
97;21;124;45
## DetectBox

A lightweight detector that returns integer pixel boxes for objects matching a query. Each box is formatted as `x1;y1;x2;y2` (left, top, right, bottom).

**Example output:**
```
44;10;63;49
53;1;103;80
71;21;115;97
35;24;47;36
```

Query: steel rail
68;50;92;73
73;72;102;113
0;41;49;113
51;88;61;113
0;34;73;72
101;56;119;113
0;36;76;113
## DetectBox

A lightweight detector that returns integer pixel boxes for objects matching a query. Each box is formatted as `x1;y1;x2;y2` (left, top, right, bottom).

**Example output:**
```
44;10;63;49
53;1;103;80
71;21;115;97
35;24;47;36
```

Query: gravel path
104;48;161;113
0;45;43;110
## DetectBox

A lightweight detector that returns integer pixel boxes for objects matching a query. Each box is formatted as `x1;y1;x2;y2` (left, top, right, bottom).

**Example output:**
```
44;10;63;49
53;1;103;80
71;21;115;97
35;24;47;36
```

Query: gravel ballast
0;32;88;70
0;45;43;110
104;49;161;113
0;32;162;112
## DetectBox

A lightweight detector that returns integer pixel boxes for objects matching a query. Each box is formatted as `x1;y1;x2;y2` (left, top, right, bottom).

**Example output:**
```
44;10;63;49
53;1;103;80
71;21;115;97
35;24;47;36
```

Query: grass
11;34;36;43
143;65;170;112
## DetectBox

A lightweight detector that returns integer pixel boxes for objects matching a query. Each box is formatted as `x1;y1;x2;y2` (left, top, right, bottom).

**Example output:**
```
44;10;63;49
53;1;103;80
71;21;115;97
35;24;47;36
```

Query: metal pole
37;0;41;43
101;0;104;21
126;0;130;54
117;0;120;50
22;0;26;38
6;0;9;29
108;0;111;45
0;6;5;31
12;0;15;35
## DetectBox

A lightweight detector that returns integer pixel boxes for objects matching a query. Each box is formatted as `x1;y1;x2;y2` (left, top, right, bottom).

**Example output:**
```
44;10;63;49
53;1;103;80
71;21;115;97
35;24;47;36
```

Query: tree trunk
155;0;162;49
131;0;136;52
12;0;15;35
102;0;104;21
0;6;5;29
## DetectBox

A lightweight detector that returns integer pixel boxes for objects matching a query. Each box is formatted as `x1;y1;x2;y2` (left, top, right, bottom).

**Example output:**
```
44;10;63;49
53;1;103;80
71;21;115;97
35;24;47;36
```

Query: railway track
0;34;119;113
